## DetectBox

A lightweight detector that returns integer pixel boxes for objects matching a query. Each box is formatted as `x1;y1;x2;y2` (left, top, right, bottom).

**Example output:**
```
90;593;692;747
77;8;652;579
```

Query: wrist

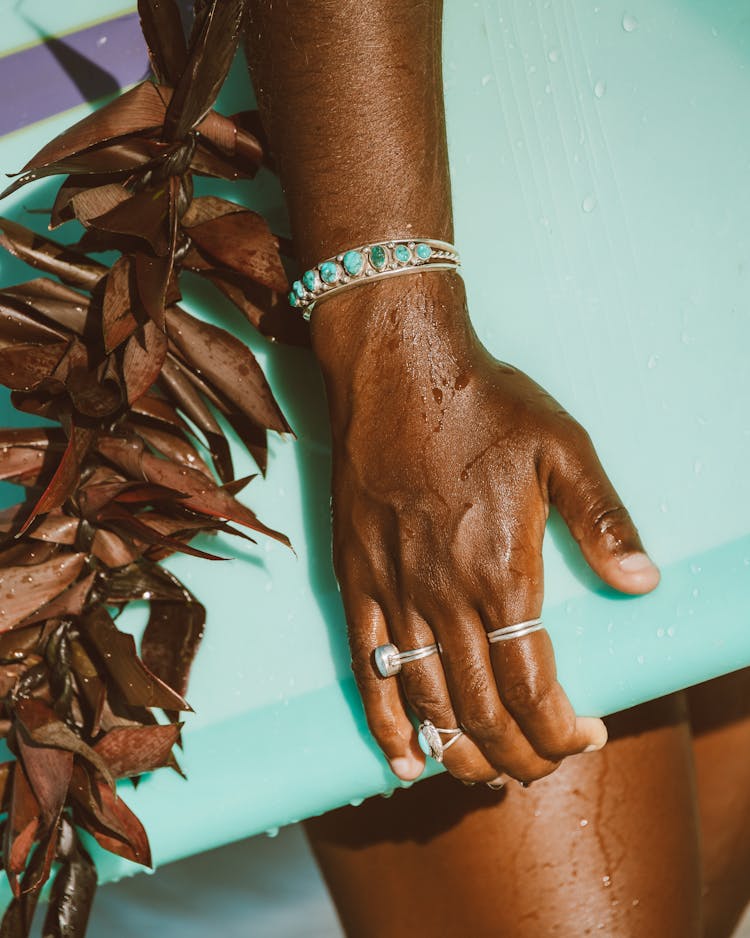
309;267;475;390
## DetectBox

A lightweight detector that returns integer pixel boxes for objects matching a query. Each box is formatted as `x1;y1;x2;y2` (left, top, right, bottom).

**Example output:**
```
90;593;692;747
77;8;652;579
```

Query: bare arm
243;0;660;784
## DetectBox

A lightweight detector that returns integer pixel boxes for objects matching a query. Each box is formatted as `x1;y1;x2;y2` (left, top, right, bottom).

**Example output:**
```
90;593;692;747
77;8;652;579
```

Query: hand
312;270;660;785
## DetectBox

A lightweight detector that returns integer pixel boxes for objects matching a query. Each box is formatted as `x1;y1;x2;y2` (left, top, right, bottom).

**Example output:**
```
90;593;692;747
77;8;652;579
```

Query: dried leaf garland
0;1;305;933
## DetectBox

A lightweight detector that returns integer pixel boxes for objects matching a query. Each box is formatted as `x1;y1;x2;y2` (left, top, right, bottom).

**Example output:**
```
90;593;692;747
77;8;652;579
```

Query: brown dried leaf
141;598;205;707
16;425;96;536
69;764;151;866
51;179;130;229
82;606;191;712
19;82;167;174
91;187;172;256
163;0;247;142
166;305;289;432
14;698;115;792
184;209;288;292
0;219;106;290
94;723;182;779
0;553;86;631
138;0;188;85
139;451;289;546
101;256;139;353
158;356;233;481
15;733;73;828
122;320;168;404
1;280;89;336
3;762;40;896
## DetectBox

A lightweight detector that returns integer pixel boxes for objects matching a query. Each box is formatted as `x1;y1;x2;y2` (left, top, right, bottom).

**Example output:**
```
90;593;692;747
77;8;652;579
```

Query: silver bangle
287;238;461;321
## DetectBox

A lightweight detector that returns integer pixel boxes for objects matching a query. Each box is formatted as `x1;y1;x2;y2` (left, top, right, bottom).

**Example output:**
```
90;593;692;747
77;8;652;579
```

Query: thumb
547;427;660;595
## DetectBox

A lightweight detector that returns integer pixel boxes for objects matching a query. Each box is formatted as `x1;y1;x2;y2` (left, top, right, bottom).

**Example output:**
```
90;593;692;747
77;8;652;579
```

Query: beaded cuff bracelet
287;237;461;321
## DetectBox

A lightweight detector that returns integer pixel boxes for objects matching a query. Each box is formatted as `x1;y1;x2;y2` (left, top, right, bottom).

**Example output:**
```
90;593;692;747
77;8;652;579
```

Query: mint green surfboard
0;0;746;890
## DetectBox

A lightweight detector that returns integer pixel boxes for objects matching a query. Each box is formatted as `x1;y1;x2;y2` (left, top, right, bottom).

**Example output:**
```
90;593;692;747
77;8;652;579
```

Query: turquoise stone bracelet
288;238;461;321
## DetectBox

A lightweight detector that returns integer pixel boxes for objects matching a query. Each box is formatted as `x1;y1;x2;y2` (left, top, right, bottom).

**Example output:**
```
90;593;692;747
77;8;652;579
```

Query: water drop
594;79;607;99
602;874;612;887
582;195;597;213
693;460;703;475
265;827;279;838
656;627;665;638
622;13;639;32
636;654;645;665
647;354;659;369
548;48;561;63
349;797;365;807
481;74;493;87
579;818;589;828
667;626;676;638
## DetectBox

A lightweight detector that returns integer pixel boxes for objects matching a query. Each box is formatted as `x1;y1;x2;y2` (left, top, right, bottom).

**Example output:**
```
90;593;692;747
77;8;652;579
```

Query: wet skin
311;268;658;784
243;0;747;933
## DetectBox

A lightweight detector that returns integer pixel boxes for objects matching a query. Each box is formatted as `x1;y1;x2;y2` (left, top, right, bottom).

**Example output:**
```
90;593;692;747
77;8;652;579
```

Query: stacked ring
486;617;544;643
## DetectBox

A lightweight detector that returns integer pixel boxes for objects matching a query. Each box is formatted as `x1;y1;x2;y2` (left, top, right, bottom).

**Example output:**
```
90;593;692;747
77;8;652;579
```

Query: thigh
305;694;701;938
688;668;750;938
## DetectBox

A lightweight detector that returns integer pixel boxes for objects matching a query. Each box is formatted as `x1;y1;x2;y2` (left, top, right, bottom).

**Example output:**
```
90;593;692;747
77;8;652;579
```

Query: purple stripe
0;12;150;138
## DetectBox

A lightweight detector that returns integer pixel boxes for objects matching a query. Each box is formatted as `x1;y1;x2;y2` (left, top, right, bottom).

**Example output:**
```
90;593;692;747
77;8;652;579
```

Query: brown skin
243;1;749;934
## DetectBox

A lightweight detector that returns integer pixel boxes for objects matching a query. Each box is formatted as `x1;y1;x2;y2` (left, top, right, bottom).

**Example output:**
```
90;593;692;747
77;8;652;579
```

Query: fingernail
584;741;605;753
487;774;510;790
390;756;423;780
618;552;657;573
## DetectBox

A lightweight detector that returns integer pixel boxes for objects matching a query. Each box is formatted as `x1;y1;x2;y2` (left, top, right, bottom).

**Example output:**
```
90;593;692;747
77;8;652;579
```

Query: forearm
243;0;458;356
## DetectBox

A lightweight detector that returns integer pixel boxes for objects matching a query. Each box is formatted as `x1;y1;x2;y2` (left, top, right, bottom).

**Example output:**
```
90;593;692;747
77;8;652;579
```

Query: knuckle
405;686;451;723
367;713;406;748
459;702;508;743
589;501;632;540
504;678;553;717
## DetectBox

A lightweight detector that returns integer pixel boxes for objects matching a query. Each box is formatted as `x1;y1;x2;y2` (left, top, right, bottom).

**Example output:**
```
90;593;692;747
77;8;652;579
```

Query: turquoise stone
369;244;387;270
319;261;339;284
292;279;305;298
342;250;364;276
394;244;411;263
302;269;318;291
417;729;431;756
287;290;298;307
416;243;432;260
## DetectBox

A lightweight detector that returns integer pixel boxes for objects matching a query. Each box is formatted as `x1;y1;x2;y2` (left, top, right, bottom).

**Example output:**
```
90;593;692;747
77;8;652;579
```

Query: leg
305;695;701;938
688;668;750;938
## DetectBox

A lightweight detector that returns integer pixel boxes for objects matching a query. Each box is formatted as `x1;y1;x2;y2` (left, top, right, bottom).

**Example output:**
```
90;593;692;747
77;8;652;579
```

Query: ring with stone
486;617;544;644
373;642;438;678
417;719;464;763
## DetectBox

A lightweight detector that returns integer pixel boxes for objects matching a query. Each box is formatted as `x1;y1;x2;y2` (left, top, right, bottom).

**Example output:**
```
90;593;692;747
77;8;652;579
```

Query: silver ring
373;642;438;678
486;617;544;644
418;720;464;763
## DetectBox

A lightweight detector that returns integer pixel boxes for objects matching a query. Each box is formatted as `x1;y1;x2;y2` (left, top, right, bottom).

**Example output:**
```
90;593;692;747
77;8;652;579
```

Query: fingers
412;601;559;783
382;603;502;784
482;546;608;764
547;425;660;595
490;629;608;760
342;587;425;781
